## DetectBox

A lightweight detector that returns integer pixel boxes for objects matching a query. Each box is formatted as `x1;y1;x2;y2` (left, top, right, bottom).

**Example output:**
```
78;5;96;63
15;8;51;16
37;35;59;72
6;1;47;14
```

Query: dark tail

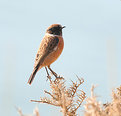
28;68;38;85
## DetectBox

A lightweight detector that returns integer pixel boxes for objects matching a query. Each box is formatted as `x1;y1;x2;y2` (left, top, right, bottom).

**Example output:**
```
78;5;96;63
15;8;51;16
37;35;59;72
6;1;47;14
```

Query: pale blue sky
0;0;121;116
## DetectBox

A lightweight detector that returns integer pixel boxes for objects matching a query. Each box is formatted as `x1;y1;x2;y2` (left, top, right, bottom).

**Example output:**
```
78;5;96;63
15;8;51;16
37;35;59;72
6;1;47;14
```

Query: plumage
28;24;65;85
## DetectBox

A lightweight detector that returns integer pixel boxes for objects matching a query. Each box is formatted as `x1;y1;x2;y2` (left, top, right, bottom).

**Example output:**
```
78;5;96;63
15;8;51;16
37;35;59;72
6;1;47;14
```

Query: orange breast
41;36;64;67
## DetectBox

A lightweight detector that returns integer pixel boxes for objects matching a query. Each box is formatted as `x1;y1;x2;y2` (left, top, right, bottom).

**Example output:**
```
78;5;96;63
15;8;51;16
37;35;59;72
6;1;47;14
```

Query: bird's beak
62;26;66;29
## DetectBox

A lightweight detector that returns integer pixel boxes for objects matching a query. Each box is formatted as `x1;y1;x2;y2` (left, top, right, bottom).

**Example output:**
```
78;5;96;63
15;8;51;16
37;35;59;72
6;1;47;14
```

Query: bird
28;24;65;85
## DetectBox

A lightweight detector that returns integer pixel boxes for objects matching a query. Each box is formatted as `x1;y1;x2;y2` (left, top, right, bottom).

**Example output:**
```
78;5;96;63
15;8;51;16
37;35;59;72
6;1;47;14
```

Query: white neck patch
45;33;62;37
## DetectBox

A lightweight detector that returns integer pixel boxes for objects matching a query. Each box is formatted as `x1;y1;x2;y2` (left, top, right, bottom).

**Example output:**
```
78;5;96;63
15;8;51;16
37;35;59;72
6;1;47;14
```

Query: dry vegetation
31;77;86;116
84;85;121;116
16;106;40;116
17;77;121;116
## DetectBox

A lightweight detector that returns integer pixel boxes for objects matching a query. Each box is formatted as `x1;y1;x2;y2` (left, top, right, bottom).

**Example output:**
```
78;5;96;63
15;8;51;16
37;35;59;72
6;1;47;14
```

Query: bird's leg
45;67;51;81
47;66;58;78
47;66;64;80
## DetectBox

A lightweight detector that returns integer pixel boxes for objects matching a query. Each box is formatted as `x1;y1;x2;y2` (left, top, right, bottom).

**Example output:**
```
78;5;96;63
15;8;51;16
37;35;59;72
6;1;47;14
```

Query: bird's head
46;24;65;36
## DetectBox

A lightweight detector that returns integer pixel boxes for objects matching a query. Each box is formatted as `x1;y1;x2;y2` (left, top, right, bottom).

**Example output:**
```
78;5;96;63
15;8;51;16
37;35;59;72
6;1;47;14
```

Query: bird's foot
55;75;64;80
46;75;51;81
54;75;64;83
48;66;64;80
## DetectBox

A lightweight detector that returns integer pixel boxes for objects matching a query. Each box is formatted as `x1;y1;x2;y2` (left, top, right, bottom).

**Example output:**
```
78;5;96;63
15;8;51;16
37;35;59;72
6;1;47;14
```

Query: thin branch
31;99;60;107
44;90;57;100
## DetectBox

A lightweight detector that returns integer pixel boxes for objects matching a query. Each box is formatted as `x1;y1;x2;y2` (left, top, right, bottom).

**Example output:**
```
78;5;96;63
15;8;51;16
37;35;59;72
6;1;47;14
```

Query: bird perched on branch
28;24;65;85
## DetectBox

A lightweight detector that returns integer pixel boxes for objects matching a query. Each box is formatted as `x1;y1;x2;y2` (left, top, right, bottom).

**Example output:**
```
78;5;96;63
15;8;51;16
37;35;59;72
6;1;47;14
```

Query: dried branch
15;107;24;116
68;77;84;98
84;85;121;116
16;106;39;116
31;76;86;116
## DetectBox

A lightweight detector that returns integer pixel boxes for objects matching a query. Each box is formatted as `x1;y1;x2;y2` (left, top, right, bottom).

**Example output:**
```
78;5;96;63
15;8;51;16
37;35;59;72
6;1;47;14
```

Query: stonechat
28;24;65;85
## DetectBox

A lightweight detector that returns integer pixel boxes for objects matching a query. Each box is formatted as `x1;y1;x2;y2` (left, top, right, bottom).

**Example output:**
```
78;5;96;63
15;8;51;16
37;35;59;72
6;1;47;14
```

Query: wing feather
34;36;59;69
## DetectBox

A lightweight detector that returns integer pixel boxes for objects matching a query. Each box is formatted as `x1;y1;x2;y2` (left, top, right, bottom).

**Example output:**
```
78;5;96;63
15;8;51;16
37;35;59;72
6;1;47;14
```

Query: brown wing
34;36;59;69
28;36;59;85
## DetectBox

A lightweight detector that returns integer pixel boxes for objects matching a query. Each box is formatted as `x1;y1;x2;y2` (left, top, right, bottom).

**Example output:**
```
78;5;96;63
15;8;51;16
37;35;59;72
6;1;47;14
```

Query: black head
46;24;65;36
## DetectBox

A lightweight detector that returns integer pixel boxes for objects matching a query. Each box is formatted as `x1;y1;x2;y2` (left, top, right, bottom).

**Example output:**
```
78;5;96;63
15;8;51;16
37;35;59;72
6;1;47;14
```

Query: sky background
0;0;121;116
